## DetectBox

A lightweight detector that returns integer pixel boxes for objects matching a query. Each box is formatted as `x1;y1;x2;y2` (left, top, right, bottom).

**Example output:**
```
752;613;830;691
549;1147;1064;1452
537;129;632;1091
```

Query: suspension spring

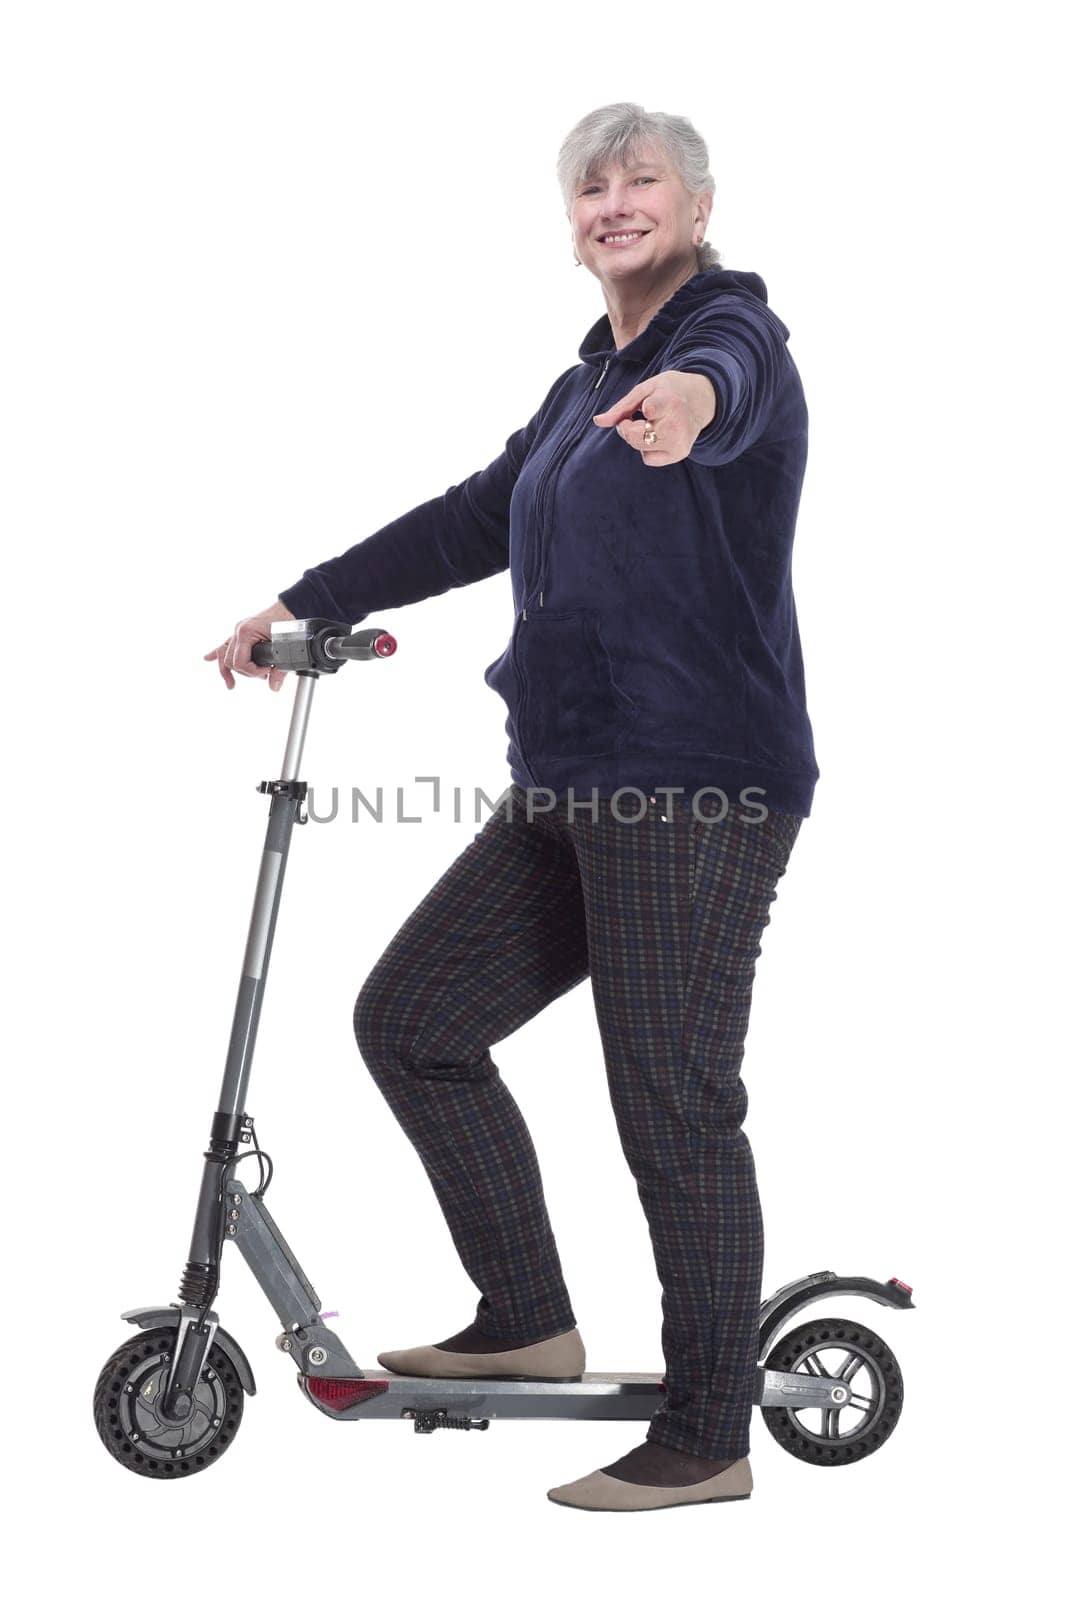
178;1259;218;1310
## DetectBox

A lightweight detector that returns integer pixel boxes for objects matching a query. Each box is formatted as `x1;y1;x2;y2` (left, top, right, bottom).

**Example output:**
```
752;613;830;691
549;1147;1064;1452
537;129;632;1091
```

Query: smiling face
570;145;710;283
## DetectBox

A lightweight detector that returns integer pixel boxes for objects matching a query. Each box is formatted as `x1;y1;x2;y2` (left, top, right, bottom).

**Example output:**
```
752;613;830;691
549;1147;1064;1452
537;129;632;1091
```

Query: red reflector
889;1277;913;1295
306;1376;390;1411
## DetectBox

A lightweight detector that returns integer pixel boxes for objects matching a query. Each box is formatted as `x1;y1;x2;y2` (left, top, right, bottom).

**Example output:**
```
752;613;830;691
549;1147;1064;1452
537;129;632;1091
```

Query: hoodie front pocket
514;608;636;761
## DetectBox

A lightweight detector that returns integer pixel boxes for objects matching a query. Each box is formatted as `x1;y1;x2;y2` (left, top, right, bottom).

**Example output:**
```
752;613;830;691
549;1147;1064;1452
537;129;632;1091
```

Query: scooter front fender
119;1305;257;1396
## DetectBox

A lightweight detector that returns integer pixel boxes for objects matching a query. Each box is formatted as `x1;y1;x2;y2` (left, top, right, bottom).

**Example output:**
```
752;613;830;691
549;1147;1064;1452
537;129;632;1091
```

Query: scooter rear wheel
93;1326;244;1479
761;1317;904;1465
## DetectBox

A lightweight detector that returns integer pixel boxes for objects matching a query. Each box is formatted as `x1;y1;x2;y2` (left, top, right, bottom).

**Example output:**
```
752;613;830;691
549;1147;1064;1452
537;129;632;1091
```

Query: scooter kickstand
403;1408;491;1433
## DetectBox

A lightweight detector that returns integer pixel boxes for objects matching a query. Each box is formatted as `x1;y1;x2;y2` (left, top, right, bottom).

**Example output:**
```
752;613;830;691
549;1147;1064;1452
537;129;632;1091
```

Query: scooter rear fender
759;1271;914;1360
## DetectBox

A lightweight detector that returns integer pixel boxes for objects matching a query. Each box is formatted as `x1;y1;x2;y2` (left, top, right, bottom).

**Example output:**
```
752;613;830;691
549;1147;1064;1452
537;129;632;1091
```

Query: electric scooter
93;616;915;1480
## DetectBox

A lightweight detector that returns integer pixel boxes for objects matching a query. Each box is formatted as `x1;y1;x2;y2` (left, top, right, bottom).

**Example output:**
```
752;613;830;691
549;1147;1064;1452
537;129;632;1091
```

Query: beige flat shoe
546;1455;753;1511
376;1325;586;1381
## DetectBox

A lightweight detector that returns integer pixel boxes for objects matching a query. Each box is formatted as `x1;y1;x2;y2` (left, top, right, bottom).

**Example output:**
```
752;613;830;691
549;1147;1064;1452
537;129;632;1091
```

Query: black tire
760;1318;904;1465
93;1326;244;1479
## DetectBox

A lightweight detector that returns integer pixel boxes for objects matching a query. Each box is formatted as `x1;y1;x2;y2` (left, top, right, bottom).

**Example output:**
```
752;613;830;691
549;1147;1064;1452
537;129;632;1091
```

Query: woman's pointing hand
592;371;717;466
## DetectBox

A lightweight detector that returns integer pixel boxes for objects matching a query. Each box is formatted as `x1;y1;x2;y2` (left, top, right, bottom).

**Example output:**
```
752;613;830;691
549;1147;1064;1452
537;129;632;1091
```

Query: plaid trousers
353;784;803;1458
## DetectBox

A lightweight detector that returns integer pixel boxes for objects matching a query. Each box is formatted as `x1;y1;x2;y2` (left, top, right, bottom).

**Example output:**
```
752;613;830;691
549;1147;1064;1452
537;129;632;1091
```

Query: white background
4;0;1061;1590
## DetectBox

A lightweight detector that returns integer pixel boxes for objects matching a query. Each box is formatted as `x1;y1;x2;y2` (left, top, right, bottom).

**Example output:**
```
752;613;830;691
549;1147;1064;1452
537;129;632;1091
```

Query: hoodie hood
577;266;787;367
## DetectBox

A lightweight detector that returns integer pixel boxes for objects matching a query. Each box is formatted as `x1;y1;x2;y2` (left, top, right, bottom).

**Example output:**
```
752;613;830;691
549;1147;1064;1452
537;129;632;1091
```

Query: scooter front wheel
761;1318;904;1465
93;1326;244;1479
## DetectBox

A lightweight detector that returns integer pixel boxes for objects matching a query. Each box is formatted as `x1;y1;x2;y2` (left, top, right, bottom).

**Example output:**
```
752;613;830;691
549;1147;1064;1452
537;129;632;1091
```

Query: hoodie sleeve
666;294;794;468
278;369;573;623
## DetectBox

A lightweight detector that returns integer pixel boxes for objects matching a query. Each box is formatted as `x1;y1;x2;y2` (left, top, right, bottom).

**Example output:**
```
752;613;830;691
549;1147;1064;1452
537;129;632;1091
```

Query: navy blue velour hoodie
279;266;820;816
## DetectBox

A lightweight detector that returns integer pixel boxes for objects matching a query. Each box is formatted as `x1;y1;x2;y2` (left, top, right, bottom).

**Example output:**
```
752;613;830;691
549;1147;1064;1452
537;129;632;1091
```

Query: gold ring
643;426;658;447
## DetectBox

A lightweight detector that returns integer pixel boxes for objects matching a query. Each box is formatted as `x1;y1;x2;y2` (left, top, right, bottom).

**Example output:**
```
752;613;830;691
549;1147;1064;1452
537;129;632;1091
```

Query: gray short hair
557;101;721;271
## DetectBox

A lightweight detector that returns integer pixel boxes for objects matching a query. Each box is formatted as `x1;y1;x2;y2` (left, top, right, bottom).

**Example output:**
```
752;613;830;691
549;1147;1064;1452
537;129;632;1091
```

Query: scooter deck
366;1369;665;1390
304;1370;668;1423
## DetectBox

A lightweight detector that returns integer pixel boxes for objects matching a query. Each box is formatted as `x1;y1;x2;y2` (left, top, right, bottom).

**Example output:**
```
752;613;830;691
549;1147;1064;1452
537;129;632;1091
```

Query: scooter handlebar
324;627;398;664
250;618;397;674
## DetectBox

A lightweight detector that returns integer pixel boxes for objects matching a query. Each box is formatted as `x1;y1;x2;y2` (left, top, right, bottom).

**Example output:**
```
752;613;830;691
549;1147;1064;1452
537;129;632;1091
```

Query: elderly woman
206;101;818;1512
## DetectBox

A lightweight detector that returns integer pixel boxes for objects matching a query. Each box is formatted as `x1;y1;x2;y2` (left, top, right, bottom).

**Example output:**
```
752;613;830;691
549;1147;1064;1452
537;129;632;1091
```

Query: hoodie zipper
511;355;613;784
524;355;612;613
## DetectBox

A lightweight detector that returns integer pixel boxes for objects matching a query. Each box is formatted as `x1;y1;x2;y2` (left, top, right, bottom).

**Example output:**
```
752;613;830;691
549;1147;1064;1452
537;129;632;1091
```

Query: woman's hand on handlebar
204;599;296;691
